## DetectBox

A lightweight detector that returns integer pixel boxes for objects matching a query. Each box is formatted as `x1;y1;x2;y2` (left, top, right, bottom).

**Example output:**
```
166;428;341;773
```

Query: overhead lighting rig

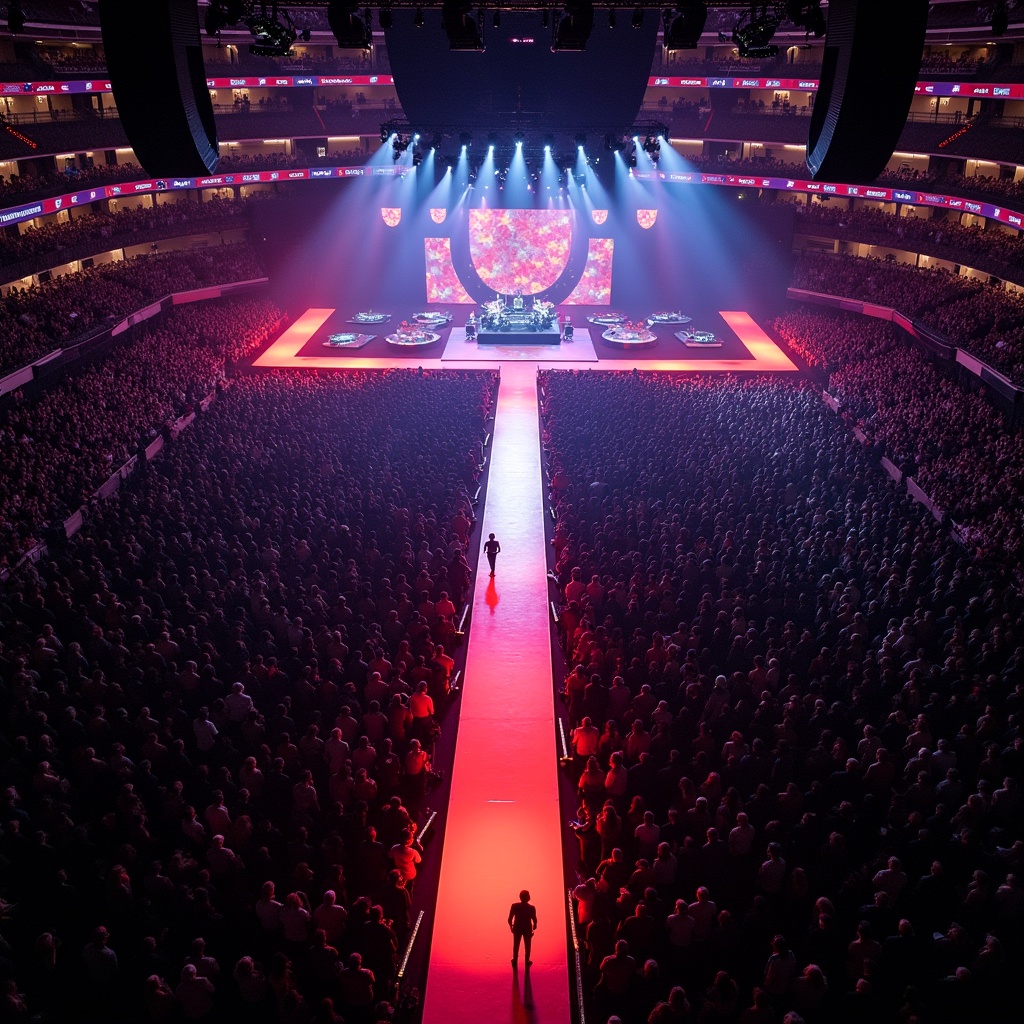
202;3;838;57
247;2;300;55
784;0;825;38
551;1;595;51
731;4;780;58
663;1;708;50
328;0;373;47
442;0;485;49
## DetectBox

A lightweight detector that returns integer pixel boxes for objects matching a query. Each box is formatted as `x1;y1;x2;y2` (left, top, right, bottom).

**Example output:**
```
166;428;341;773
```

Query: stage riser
478;331;562;346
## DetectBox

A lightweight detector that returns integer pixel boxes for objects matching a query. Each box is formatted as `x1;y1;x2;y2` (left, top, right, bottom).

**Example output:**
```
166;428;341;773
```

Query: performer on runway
484;533;501;577
508;890;537;967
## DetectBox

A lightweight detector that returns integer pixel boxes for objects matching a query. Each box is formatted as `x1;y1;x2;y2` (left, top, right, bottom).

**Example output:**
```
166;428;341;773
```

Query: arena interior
0;3;1022;1024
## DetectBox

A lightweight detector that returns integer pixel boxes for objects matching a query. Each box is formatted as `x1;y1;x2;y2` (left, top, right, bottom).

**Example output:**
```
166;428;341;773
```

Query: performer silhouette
508;890;537;967
484;533;501;577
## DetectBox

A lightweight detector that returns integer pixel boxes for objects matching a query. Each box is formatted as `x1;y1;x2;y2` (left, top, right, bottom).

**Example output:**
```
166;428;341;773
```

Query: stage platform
477;324;562;345
254;309;797;373
441;328;598;363
420;362;570;1024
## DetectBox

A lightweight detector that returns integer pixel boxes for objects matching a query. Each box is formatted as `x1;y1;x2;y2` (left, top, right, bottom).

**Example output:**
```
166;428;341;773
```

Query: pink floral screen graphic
424;209;614;305
424;238;474;304
468;209;572;294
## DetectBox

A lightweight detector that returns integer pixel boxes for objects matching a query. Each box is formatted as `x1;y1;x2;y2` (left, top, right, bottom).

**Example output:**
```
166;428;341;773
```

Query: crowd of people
0;195;259;273
0;162;151;205
772;308;1024;562
917;50;989;75
791;251;1024;383
0;243;265;377
0;147;374;210
542;370;1021;1024
0;294;287;562
0;366;496;1022
793;203;1024;286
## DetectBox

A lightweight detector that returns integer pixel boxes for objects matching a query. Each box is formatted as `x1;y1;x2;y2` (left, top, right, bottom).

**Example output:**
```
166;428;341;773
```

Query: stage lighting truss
205;0;248;36
442;0;485;49
247;1;299;56
552;1;595;51
379;122;667;165
328;0;373;48
730;4;781;58
783;0;825;38
211;4;842;57
663;0;708;51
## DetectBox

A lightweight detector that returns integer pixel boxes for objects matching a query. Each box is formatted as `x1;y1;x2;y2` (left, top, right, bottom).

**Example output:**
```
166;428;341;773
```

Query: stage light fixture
379;3;393;28
205;0;247;37
459;131;472;148
543;133;556;150
608;8;616;27
414;6;424;27
631;7;644;29
663;1;708;50
542;7;550;27
248;3;297;57
731;5;780;58
442;1;484;49
328;1;371;49
552;1;594;51
5;0;25;32
380;126;390;143
992;0;1008;35
493;8;500;27
575;132;587;149
784;0;825;38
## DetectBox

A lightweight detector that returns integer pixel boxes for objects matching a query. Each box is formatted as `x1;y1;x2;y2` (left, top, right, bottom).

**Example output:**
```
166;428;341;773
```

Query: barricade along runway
420;362;571;1024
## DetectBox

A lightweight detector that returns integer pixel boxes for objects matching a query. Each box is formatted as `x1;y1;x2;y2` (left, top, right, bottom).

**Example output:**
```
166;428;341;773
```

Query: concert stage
477;323;561;345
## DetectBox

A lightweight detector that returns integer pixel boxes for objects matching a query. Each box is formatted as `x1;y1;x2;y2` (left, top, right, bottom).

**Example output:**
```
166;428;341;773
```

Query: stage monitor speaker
98;0;219;177
806;0;928;184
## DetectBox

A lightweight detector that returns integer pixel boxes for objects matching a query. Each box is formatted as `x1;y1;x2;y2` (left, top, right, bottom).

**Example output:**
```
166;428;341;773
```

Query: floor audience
541;370;1021;1024
0;367;497;1022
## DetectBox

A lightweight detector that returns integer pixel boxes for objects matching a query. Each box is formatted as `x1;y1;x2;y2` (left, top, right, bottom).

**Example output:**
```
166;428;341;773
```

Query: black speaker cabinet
807;0;928;184
98;0;219;176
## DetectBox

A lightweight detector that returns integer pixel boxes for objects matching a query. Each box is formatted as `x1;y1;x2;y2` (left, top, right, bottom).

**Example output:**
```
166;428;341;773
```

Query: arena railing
786;286;1024;419
0;276;268;399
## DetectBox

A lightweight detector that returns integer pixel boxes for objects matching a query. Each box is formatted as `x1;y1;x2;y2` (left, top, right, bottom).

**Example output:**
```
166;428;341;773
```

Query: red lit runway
420;363;570;1024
